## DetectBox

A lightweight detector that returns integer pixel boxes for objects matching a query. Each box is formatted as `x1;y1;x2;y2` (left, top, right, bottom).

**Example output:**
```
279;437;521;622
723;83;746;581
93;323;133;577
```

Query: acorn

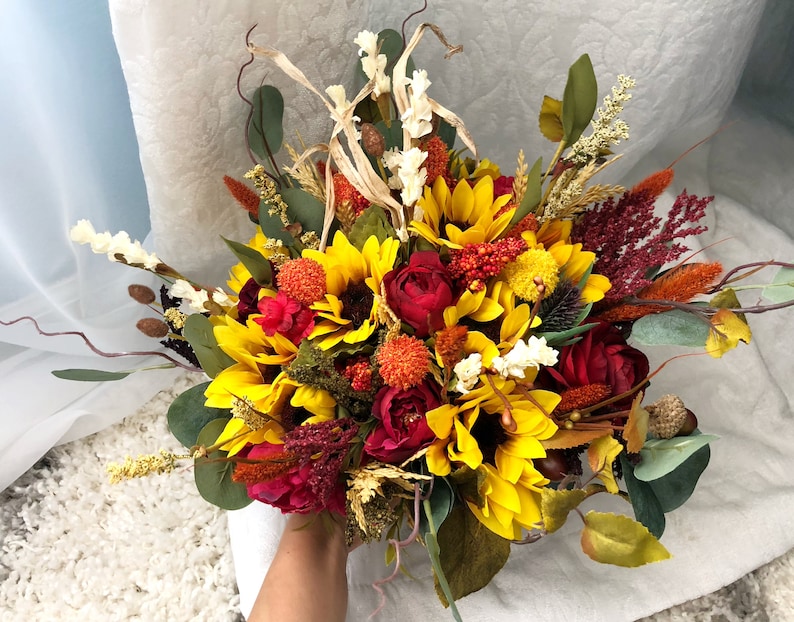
646;394;688;439
535;449;569;481
676;408;699;437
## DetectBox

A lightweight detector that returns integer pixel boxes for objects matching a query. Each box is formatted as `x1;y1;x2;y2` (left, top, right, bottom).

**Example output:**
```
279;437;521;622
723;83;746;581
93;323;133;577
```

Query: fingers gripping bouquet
58;23;794;618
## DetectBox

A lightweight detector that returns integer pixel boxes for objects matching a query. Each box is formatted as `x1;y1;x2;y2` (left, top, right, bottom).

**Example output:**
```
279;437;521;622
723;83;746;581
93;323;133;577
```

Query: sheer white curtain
0;0;180;491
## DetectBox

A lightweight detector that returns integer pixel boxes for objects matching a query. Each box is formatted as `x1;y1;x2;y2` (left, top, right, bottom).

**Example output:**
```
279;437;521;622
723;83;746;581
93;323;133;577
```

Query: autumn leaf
587;435;623;494
624;392;649;454
538;95;564;142
581;511;672;567
540;488;587;533
705;308;752;358
541;427;613;450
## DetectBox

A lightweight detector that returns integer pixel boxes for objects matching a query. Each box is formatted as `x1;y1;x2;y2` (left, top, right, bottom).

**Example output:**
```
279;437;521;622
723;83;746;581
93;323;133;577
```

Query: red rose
243;443;346;515
254;290;314;345
363;381;442;462
544;321;649;404
383;251;457;338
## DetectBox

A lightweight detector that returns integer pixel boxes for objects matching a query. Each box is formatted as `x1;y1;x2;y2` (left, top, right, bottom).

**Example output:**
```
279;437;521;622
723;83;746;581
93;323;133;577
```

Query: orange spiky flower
504;212;540;239
223;175;261;218
377;335;430;389
435;324;469;368
231;451;297;484
421;135;451;185
630;168;674;200
554;384;612;415
596;261;723;322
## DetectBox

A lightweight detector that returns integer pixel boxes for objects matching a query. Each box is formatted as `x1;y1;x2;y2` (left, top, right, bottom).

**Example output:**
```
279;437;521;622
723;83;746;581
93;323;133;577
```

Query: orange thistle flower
223;175;260;218
434;324;469;368
333;173;370;216
554;384;612;415
377;335;430;389
596;261;723;322
504;212;540;239
276;258;327;305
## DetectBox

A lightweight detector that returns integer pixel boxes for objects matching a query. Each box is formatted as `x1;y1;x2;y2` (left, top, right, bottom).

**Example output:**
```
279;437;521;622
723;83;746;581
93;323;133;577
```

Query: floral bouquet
52;22;794;618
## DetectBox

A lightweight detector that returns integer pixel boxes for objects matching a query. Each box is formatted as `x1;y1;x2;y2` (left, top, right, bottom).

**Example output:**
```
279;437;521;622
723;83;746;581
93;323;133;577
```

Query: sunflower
425;376;559;539
303;231;399;348
410;175;514;249
502;219;611;304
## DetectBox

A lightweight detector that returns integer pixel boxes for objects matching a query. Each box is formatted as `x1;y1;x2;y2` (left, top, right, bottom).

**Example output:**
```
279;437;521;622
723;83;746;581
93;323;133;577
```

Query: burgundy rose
363;380;442;462
254;290;314;345
242;443;346;515
543;321;649;404
493;175;515;199
237;277;264;322
383;251;457;338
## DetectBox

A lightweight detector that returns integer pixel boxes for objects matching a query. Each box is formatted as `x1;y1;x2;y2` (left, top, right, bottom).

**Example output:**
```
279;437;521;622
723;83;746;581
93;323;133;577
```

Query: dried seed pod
136;317;169;339
361;122;386;158
128;284;157;304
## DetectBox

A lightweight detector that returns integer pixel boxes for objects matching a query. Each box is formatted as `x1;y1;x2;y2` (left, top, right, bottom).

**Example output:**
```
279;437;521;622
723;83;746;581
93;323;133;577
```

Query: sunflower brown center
340;281;374;327
470;413;510;465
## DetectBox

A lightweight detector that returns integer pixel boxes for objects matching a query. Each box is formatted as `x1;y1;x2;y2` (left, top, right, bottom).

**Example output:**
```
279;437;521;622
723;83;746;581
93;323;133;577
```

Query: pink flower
254;290;314;344
363;381;442;462
243;443;346;515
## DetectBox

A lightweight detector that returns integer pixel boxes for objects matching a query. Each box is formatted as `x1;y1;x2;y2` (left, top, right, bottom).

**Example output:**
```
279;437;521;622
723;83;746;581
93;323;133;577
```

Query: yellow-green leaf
710;287;746;322
541;427;612;450
624;392;649;454
561;54;598;145
540;488;587;533
587;435;623;494
705;308;752;358
580;511;671;567
538;95;564;142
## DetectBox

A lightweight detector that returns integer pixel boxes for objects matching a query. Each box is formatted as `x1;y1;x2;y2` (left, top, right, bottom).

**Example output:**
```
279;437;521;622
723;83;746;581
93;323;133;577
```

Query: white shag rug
2;373;793;622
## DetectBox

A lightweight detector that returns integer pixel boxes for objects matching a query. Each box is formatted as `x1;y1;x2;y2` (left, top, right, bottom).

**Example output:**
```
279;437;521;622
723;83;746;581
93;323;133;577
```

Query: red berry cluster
447;237;528;291
341;356;373;392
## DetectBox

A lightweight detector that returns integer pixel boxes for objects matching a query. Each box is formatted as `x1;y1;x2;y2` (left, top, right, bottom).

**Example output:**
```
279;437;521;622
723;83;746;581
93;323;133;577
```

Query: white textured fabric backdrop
103;0;793;620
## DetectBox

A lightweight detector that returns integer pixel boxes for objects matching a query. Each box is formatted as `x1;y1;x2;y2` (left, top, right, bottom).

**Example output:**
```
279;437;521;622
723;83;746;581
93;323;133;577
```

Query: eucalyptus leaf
194;418;252;510
52;368;134;382
634;434;718;482
183;313;236;379
561;53;598;145
281;187;326;236
374;119;404;151
419;476;455;537
631;309;710;348
762;267;794;303
248;85;284;163
167;381;230;448
437;119;457;149
648;444;710;512
539;321;598;347
222;236;272;286
510;157;543;224
620;455;666;539
258;198;295;247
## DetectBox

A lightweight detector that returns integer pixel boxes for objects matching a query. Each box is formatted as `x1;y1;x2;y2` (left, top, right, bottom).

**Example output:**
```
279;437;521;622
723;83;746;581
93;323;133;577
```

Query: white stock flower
491;336;559;379
353;30;391;96
169;279;210;312
69;219;97;244
397;147;428;206
401;69;433;139
453;353;483;394
122;241;161;270
325;84;352;115
211;289;233;307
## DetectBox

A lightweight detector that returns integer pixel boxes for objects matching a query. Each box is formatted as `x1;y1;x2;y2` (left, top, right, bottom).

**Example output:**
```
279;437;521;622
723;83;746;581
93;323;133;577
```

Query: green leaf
222;236;273;286
620;455;666;539
167;381;230;448
634;434;718;482
258;198;295;247
348;204;397;250
281;187;326;236
425;531;462;620
194;418;252;510
52;368;134;382
374;119;404;151
580;511;671;567
437;119;457;149
434;505;511;606
762;267;794;303
539;321;598;347
648;444;710;513
631;309;710;348
561;53;598;145
183;313;236;379
510;157;542;224
248;85;284;163
419;476;455;537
